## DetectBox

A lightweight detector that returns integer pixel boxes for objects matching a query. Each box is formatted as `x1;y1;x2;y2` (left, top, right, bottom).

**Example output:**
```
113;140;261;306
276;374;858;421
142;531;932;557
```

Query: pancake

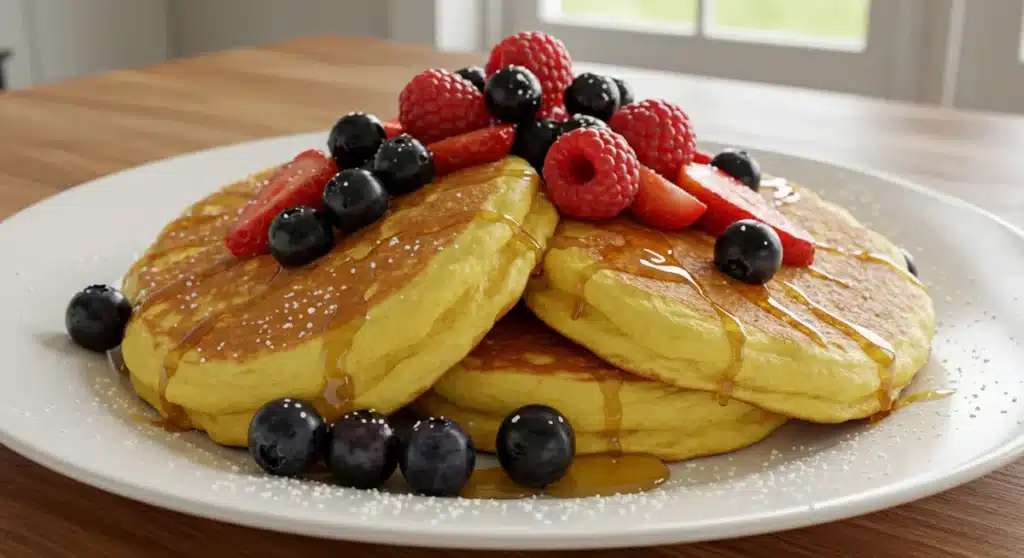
417;307;787;461
526;176;935;423
121;156;558;446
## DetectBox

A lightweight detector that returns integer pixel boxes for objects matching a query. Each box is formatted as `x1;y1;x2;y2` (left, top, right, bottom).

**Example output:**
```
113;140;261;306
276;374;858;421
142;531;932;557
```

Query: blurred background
0;0;1019;113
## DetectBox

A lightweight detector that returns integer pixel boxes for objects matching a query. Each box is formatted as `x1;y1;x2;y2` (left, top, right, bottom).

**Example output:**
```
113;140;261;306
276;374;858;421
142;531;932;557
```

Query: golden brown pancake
418;307;787;461
121;156;558;446
526;177;935;423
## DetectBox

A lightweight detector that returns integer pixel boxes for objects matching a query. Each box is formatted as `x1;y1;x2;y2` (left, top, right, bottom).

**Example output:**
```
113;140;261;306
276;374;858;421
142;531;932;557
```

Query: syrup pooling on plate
461;455;669;499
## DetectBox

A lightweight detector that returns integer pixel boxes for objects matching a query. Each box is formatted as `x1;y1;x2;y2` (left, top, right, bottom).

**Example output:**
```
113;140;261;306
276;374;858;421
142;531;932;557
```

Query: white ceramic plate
0;133;1021;550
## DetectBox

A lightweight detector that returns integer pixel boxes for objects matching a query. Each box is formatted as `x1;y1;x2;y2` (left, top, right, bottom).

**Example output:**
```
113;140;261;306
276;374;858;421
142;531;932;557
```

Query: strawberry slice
225;149;338;258
677;163;815;266
631;165;706;230
693;151;712;165
428;124;516;177
383;119;404;139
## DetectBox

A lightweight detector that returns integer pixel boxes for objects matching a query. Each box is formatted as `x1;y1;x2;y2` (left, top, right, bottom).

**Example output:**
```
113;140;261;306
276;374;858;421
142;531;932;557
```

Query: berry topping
714;220;783;285
455;66;486;93
542;127;640;220
485;31;573;114
609;99;696;180
631;165;707;230
371;135;435;196
902;248;918;277
327;112;386;170
400;417;475;497
65;285;132;352
537;104;569;122
693;151;712;165
496;405;575;489
267;206;334;267
564;72;620;121
512;118;561;171
612;76;635;106
429;124;516;177
322;169;389;234
248;398;328;477
382;119;404;139
677;164;815;266
327;410;400;490
559;113;608;135
711;148;761;191
398;68;491;144
485;66;543;123
225;149;338;258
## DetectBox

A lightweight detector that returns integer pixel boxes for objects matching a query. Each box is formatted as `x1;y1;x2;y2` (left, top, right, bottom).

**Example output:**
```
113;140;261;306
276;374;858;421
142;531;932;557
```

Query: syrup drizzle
461;455;669;500
815;243;925;290
556;223;827;404
598;377;624;453
807;265;853;288
779;281;896;410
132;165;546;429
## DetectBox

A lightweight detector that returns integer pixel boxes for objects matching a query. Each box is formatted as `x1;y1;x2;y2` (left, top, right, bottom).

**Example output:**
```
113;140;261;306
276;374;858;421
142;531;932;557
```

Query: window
501;0;943;101
954;0;1024;113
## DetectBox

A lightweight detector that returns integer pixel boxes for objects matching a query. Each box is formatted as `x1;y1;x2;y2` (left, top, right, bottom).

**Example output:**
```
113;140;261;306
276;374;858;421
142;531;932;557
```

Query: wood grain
0;36;1021;558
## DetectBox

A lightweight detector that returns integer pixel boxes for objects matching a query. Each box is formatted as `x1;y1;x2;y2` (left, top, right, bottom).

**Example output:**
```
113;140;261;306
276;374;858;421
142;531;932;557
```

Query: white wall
0;0;33;89
27;0;169;84
168;0;389;57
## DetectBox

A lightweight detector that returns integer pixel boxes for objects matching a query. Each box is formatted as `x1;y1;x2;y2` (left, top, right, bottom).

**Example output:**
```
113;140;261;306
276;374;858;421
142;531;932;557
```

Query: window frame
952;0;1024;113
497;0;945;102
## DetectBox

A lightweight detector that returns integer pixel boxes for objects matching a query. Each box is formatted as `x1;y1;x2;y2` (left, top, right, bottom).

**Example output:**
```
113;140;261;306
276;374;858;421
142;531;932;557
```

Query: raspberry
542;128;640;219
486;32;573;114
399;69;491;145
609;99;696;180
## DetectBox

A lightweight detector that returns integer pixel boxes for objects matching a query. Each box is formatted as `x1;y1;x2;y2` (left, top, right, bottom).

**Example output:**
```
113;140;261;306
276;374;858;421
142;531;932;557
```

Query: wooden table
0;36;1021;558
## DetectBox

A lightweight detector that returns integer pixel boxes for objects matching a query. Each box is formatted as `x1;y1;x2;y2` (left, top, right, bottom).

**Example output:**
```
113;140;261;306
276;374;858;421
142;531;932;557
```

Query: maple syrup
780;281;896;410
461;455;670;499
815;243;924;290
761;177;801;207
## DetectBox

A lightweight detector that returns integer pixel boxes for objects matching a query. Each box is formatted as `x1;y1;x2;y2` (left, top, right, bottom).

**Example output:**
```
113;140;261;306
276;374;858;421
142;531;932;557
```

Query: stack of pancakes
121;156;934;460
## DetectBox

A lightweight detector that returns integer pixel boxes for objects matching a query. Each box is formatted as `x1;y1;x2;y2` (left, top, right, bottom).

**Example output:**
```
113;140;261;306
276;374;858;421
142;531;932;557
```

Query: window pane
553;0;698;28
710;0;870;45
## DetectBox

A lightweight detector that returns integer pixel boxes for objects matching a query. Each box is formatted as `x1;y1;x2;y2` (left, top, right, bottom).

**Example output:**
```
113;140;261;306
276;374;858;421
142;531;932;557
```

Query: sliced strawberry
428;124;516;177
225;149;338;258
677;163;815;266
631;165;706;230
693;151;712;165
383;119;404;139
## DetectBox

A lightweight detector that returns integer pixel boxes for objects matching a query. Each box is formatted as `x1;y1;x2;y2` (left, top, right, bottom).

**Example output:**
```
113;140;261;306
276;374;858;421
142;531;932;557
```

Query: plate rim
0;132;1020;549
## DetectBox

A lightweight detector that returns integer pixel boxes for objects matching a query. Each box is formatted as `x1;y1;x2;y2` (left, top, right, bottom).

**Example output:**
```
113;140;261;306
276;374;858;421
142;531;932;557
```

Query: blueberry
485;66;542;123
248;398;328;476
400;417;475;497
711;149;761;191
323;169;389;234
496;405;575;489
564;73;621;121
455;66;486;93
327;410;400;489
327;112;387;170
512;118;561;171
612;76;635;106
559;113;608;135
714;220;783;285
371;135;435;196
267;206;334;267
65;285;132;352
902;248;918;277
